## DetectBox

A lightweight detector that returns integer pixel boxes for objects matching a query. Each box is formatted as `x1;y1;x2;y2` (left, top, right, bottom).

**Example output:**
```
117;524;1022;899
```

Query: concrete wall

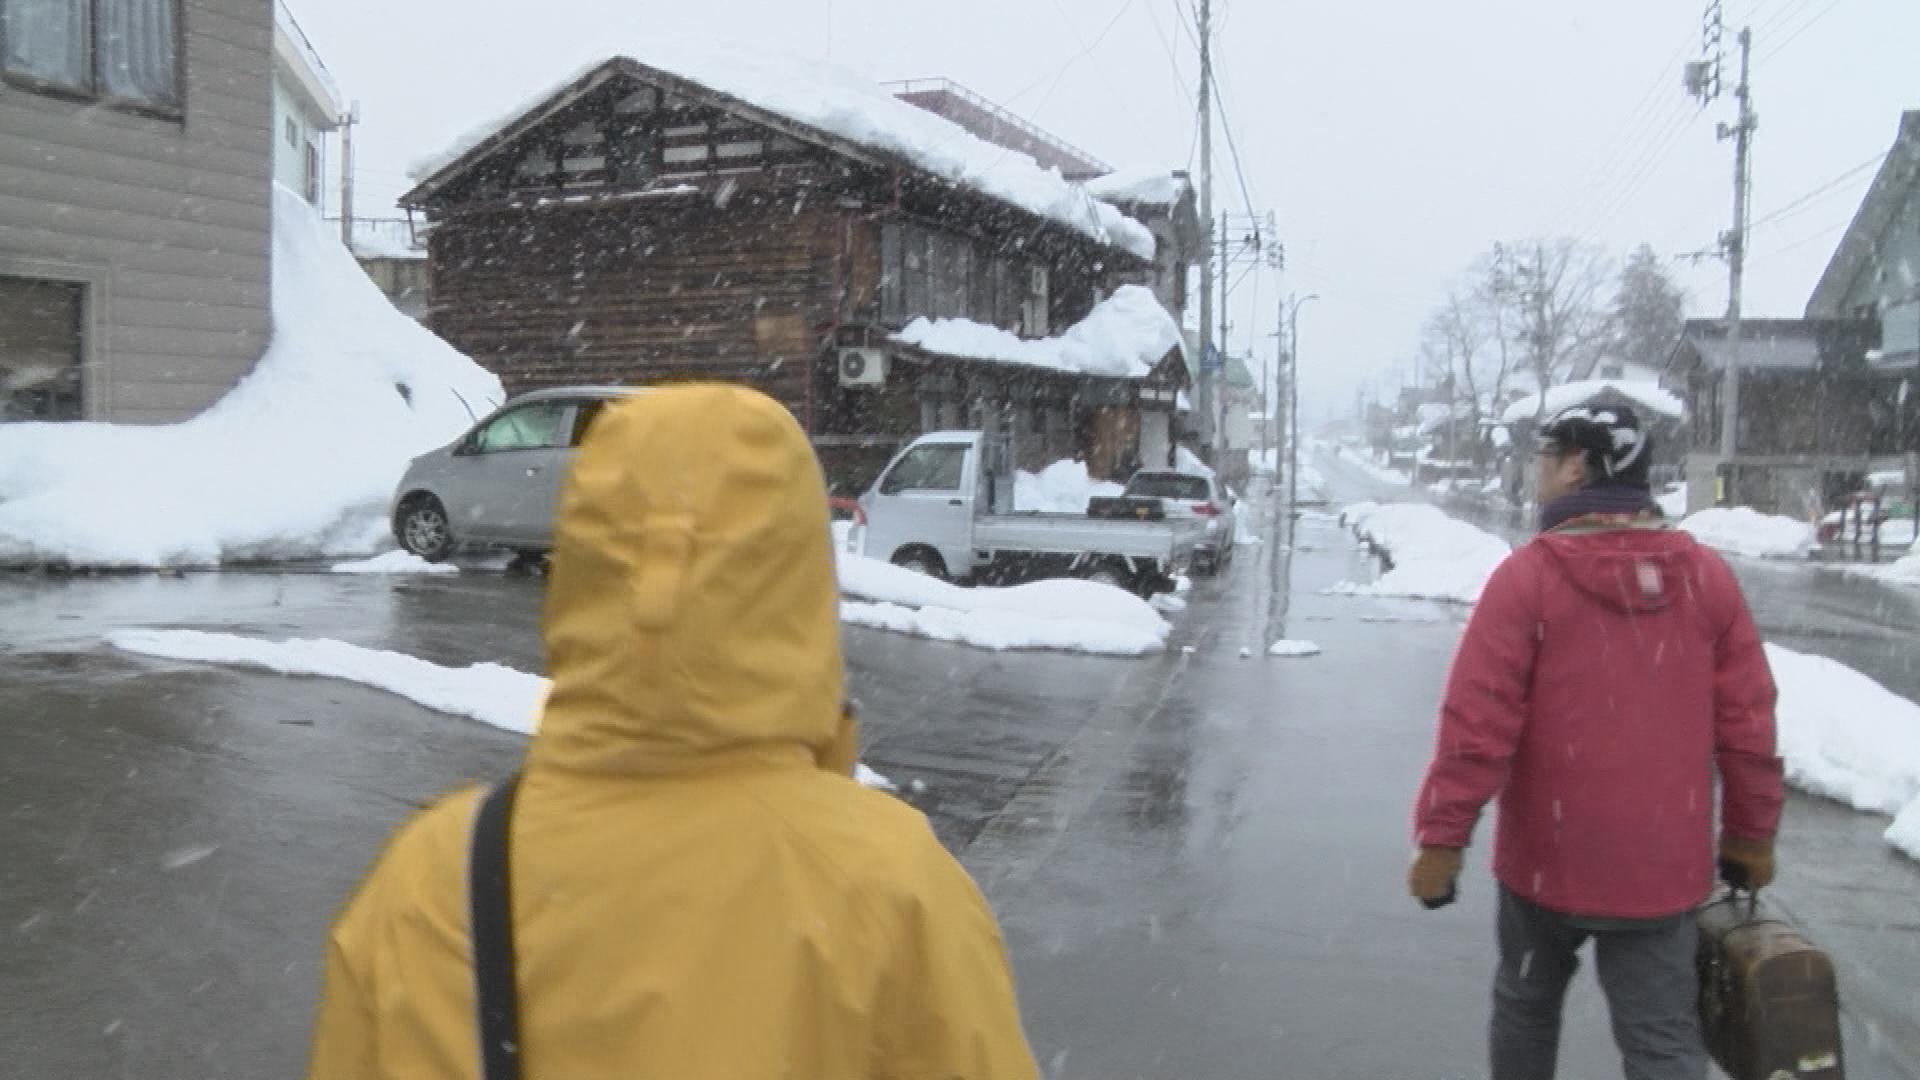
0;0;274;424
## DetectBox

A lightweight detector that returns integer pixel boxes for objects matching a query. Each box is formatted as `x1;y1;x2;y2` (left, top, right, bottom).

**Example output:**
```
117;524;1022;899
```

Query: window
880;442;967;494
1124;473;1211;501
569;398;613;446
0;275;85;422
303;139;321;205
471;402;572;453
285;117;299;150
1;0;180;113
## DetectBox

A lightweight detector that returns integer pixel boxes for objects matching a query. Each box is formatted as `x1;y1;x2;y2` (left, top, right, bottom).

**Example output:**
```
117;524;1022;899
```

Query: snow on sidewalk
1680;507;1814;559
1330;502;1510;604
1266;640;1322;658
0;186;502;569
1767;643;1920;861
105;628;900;789
330;551;460;575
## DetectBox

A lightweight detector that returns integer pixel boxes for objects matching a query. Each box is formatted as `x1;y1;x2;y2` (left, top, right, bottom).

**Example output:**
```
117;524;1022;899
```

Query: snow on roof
1501;379;1684;424
349;219;427;261
409;40;1154;260
273;1;342;124
891;285;1182;380
1084;168;1191;208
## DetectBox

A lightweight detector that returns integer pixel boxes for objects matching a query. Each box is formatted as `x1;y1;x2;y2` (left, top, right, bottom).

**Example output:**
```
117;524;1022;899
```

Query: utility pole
339;100;361;248
1686;2;1755;503
1219;209;1231;457
1265;292;1317;649
1195;0;1215;462
1719;27;1755;491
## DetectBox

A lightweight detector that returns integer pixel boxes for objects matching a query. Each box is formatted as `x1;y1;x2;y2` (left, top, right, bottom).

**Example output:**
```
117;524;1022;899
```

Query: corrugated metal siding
0;0;274;424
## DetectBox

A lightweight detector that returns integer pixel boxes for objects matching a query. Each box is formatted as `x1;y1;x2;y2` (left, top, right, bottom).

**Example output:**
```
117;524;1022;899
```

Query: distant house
402;50;1185;489
1;0;275;423
271;1;339;207
1667;318;1881;516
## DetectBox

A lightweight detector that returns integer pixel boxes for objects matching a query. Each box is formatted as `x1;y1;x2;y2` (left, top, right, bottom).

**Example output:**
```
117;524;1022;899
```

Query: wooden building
401;54;1184;490
1668;318;1882;516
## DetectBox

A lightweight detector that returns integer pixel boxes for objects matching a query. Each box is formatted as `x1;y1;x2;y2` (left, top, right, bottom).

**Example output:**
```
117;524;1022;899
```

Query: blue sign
1200;344;1223;373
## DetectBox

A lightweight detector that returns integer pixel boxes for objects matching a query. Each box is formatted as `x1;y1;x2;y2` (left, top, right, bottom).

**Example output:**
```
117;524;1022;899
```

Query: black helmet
1536;403;1651;489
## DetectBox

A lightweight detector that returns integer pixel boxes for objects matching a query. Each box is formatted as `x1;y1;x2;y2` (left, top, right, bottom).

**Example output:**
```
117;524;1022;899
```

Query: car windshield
1126;473;1211;501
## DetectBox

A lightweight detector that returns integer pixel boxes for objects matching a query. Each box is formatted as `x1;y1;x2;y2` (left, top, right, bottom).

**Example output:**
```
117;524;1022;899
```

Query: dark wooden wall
428;194;846;429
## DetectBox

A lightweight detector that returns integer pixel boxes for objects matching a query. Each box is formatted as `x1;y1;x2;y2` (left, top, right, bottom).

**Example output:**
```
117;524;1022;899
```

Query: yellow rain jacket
308;386;1038;1080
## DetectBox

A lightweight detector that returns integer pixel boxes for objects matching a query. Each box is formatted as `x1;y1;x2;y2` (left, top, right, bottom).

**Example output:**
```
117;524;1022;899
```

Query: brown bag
1696;890;1846;1080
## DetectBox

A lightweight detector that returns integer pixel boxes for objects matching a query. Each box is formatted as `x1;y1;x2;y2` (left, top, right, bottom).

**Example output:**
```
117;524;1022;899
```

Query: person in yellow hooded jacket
307;385;1040;1080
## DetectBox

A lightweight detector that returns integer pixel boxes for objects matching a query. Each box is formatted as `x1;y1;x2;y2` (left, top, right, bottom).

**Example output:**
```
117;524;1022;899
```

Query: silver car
1122;468;1239;575
391;387;633;561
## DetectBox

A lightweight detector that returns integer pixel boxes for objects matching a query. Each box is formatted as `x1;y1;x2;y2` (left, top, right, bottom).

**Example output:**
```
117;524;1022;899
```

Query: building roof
1500;380;1684;424
1668;317;1877;374
1806;110;1919;318
883;77;1108;180
1085;168;1194;209
889;285;1185;381
403;44;1153;260
272;1;341;129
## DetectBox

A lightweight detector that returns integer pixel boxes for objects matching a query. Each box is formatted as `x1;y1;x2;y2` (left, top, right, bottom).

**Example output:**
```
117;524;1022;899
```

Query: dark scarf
1539;484;1660;533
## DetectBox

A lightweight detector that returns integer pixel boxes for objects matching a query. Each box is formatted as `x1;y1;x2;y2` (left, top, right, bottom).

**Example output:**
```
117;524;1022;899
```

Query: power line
1139;0;1199;171
1180;0;1258;221
1755;0;1842;66
1748;152;1882;232
1755;214;1854;259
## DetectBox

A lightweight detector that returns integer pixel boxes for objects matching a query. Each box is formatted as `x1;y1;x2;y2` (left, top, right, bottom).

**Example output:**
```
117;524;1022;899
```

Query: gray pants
1491;885;1707;1080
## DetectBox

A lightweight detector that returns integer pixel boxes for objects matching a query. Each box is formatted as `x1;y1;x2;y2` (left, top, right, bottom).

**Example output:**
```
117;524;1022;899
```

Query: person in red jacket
1408;404;1784;1080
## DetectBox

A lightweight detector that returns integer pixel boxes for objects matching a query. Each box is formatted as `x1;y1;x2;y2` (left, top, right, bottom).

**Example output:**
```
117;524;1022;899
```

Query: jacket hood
1533;526;1701;615
527;385;852;778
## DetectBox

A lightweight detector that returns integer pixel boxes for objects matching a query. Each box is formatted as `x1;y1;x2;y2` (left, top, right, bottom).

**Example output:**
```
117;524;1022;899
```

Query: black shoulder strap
470;774;523;1080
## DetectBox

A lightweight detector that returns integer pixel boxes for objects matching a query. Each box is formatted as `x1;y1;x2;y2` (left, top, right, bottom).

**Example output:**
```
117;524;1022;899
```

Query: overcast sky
292;0;1918;422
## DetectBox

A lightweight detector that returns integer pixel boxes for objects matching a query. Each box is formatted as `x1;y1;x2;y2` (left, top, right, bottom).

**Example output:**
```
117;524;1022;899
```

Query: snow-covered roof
1084;168;1191;208
891;285;1183;380
272;1;341;128
1501;379;1684;424
349;220;427;261
407;41;1154;260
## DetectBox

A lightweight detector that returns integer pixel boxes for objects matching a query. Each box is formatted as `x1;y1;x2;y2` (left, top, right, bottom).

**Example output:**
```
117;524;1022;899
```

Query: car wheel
396;495;455;562
891;547;948;581
1084;560;1135;591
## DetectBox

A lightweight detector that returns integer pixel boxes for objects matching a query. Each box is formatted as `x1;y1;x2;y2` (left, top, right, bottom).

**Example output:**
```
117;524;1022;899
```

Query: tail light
1192;502;1220;516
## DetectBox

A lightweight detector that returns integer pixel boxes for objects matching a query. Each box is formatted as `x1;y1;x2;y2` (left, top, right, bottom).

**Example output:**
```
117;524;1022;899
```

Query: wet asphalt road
2;459;1917;1079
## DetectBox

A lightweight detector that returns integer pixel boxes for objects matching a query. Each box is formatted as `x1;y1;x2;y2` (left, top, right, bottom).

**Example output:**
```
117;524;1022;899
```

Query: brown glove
1718;834;1776;890
1407;846;1464;905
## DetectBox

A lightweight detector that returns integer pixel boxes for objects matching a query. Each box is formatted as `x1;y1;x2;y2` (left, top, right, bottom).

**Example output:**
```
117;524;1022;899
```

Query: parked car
1122;468;1239;575
392;387;634;561
858;431;1205;596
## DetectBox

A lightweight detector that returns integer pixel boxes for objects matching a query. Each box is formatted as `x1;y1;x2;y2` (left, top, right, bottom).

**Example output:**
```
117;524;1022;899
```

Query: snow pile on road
1267;639;1322;658
1767;643;1920;861
1332;502;1510;604
106;628;900;788
108;628;545;734
1175;446;1213;477
1680;508;1813;559
0;187;502;568
331;551;461;575
1869;551;1920;587
894;285;1181;379
836;552;1170;656
1337;446;1412;487
1015;460;1124;513
1500;380;1684;424
413;41;1153;259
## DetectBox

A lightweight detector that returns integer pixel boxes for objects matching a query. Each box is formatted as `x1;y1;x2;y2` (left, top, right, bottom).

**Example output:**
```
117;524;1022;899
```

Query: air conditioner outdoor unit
838;347;888;387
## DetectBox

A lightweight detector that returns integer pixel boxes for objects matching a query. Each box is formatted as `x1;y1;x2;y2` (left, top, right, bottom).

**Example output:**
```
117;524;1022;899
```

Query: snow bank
412;41;1153;259
108;628;899;789
836;551;1170;656
1500;380;1684;424
1767;643;1920;861
1860;551;1920;587
1084;168;1189;207
1014;460;1123;513
1332;502;1510;604
1656;483;1688;519
893;285;1181;379
1338;446;1412;487
331;551;461;575
0;187;503;568
1175;446;1213;478
107;628;545;734
1267;639;1322;658
1680;508;1813;559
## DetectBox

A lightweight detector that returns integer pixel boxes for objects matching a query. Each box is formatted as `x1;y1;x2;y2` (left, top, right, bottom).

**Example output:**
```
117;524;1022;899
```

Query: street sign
1200;344;1223;373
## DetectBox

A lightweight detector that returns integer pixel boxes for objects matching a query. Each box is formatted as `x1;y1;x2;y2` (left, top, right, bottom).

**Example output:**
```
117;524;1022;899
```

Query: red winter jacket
1413;524;1783;918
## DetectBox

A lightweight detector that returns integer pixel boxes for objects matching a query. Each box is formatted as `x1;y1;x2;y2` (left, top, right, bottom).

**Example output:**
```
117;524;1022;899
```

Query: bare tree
1493;238;1615;419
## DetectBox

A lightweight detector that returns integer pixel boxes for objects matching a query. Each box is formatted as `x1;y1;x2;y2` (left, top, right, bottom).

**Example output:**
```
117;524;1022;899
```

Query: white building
271;1;341;207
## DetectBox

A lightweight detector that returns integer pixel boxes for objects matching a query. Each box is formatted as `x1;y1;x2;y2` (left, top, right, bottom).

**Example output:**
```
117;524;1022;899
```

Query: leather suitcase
1696;892;1845;1080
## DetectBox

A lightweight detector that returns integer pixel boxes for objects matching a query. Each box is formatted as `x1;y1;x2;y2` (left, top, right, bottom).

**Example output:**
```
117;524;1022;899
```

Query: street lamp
1285;294;1321;518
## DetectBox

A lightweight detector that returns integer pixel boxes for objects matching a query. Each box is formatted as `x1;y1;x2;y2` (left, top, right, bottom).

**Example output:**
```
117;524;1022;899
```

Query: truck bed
973;512;1208;562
